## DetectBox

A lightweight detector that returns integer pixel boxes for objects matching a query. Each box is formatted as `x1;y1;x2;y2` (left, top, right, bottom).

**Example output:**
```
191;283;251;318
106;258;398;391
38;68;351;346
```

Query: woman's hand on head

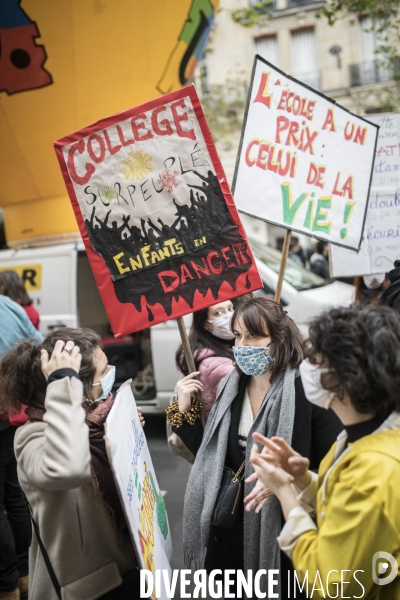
176;372;203;412
40;340;82;380
250;433;311;489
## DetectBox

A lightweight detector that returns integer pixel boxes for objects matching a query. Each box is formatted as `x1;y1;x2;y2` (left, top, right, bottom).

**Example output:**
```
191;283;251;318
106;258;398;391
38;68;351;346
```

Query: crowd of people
0;272;42;600
165;260;400;598
279;236;331;280
1;259;400;599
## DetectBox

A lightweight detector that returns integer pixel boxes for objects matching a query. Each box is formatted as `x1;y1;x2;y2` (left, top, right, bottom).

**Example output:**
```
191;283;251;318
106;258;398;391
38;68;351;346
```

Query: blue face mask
233;345;274;376
91;365;116;402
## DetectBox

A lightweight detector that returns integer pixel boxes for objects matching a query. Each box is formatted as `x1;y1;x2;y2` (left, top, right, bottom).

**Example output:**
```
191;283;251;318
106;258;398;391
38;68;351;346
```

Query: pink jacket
0;405;29;427
196;348;235;417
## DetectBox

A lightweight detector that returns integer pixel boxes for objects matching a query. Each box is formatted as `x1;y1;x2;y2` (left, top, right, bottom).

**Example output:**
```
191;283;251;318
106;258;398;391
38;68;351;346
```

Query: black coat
173;373;343;598
310;255;330;280
379;259;400;311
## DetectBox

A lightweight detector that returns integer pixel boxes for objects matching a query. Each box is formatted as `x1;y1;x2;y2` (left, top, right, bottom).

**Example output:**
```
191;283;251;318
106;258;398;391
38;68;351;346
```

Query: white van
0;241;353;413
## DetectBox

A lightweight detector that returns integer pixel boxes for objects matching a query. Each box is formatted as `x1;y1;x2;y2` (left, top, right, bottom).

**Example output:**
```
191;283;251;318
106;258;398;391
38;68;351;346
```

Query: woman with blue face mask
0;328;143;600
168;297;342;598
249;305;400;600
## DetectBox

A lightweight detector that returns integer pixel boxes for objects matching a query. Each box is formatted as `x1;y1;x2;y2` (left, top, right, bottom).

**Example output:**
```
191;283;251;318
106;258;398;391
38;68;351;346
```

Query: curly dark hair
304;305;400;417
0;327;102;415
232;296;304;380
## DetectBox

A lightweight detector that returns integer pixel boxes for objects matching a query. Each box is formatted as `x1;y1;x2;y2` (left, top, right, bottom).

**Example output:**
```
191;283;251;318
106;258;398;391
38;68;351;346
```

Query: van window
249;238;327;292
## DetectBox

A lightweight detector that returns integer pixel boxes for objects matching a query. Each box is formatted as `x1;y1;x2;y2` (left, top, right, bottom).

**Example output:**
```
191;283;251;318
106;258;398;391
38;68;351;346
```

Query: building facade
201;0;398;246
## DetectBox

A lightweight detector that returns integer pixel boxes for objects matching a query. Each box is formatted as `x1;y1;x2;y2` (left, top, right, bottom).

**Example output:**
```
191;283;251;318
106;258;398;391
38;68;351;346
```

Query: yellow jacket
279;412;400;600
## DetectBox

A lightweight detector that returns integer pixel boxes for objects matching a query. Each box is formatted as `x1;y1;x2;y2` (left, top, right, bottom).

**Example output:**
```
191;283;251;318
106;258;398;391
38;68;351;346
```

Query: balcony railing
249;0;276;13
287;0;321;6
293;70;321;91
349;60;397;87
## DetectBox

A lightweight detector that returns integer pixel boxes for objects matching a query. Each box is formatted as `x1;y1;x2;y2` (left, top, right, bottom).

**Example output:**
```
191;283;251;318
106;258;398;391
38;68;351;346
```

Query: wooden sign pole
177;316;197;374
274;229;292;304
176;316;204;415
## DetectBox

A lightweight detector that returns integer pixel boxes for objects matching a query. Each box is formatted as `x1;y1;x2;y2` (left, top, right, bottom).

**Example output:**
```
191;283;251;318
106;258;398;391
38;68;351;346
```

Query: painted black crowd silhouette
85;170;231;277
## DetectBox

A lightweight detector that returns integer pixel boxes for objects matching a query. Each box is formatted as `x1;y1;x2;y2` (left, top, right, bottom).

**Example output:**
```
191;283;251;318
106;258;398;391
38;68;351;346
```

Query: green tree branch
198;73;248;149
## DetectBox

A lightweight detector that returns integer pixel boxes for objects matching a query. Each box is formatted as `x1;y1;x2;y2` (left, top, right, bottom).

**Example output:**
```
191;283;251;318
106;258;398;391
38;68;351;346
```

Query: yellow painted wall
1;0;217;246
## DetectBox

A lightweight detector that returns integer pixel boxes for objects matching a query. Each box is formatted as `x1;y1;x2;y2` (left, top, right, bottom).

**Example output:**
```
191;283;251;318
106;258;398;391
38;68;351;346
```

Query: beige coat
14;376;137;600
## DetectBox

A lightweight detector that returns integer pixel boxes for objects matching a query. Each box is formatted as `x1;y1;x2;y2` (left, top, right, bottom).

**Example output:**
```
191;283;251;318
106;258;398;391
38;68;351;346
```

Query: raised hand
250;442;301;520
250;443;292;494
250;433;311;490
244;479;273;513
176;372;203;412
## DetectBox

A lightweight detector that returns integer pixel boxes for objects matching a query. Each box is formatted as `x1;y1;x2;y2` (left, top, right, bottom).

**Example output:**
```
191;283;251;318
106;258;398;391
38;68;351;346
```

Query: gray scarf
183;367;297;597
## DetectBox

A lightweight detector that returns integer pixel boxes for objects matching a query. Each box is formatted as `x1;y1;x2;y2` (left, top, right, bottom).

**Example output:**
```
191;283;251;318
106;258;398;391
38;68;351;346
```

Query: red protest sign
54;86;262;335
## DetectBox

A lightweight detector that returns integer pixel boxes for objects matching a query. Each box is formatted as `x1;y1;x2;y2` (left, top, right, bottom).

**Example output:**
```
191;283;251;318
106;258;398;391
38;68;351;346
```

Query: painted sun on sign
121;149;153;181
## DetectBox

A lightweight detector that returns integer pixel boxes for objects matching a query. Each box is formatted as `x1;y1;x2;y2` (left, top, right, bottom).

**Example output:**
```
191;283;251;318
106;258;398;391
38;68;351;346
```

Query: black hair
316;241;327;255
305;305;400;418
232;296;303;381
176;306;234;375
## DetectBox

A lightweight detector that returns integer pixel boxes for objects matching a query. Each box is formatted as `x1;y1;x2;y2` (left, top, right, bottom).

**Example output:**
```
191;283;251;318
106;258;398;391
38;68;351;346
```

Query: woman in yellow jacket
249;305;400;600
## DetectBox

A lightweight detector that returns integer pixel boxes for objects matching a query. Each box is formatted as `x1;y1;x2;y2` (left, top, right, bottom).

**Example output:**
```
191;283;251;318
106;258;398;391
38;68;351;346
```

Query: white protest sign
331;114;400;277
105;381;172;599
232;56;379;250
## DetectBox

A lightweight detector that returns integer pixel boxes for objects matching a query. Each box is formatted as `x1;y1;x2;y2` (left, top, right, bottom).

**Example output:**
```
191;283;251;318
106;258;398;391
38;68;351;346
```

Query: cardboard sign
105;381;171;600
331;114;400;277
54;86;262;335
232;56;379;251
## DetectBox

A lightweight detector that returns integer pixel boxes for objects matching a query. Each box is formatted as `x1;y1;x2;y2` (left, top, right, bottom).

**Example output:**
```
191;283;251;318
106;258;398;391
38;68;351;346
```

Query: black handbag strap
27;502;62;599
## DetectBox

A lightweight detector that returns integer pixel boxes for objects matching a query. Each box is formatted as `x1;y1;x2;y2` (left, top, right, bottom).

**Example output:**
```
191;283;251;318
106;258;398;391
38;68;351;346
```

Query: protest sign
331;114;400;277
232;56;379;251
105;381;171;600
54;86;262;335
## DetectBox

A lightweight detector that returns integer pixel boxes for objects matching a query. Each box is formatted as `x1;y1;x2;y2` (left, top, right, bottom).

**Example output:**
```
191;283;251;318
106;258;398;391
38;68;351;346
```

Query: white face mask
207;312;234;341
299;360;335;409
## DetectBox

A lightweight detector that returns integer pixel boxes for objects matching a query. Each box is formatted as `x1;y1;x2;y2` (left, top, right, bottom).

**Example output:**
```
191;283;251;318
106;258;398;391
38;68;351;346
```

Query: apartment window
349;15;394;86
255;35;280;68
359;16;383;62
290;27;320;89
288;0;320;7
